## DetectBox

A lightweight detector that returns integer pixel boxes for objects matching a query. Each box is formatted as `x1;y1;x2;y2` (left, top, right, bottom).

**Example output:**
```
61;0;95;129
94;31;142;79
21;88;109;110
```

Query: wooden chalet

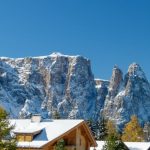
10;115;97;150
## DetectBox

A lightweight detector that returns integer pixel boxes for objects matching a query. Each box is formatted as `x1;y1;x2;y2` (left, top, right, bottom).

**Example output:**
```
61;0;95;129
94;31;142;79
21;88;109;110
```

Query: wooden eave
41;120;97;148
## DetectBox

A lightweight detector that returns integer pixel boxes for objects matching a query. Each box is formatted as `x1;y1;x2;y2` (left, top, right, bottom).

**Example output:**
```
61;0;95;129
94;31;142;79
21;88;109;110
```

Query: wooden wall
17;125;92;150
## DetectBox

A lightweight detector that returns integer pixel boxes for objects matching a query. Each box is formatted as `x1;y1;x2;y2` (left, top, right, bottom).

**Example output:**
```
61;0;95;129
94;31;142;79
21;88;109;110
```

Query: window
25;135;32;142
17;135;33;142
17;135;24;141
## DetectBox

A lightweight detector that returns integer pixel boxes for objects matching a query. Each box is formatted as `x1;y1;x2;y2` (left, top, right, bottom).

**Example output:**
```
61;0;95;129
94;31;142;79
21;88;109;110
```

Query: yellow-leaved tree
106;120;119;138
102;120;129;150
121;115;144;142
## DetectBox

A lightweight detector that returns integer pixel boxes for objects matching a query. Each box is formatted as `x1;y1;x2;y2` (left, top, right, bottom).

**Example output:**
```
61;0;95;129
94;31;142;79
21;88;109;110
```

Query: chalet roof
13;126;43;135
10;119;97;148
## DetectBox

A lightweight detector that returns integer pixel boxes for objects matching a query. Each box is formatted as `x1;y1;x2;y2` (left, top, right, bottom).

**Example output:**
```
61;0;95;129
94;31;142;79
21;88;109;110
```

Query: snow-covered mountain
0;53;101;120
103;63;150;129
0;53;150;128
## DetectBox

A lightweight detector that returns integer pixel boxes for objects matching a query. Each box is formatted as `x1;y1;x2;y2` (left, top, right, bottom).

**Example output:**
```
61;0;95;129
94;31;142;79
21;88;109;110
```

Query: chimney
31;114;42;123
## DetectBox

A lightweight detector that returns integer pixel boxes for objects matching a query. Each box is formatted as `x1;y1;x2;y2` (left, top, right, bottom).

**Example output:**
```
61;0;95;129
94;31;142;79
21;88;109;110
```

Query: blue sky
0;0;150;80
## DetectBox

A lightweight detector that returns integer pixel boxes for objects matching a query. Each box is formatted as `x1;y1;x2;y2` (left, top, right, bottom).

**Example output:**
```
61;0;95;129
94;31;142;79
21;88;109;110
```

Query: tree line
1;107;150;150
86;115;150;150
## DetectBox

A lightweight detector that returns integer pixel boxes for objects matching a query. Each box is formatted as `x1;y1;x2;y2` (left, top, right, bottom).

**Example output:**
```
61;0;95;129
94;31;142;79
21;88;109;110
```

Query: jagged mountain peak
127;63;146;80
113;64;120;70
111;65;123;81
108;65;123;98
103;63;150;129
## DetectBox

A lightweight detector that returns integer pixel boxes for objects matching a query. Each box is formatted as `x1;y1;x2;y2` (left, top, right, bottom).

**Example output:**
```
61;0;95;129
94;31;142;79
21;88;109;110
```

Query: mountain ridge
0;53;150;129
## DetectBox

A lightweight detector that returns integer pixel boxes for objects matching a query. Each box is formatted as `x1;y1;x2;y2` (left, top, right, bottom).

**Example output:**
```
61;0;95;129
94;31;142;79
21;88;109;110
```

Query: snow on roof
90;141;150;150
90;141;104;150
17;141;48;148
10;119;84;148
13;127;42;134
125;142;150;150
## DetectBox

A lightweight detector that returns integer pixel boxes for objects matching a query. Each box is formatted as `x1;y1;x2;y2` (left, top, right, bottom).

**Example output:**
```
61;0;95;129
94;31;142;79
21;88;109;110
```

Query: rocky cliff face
95;79;109;117
0;53;150;129
103;63;150;129
0;53;99;119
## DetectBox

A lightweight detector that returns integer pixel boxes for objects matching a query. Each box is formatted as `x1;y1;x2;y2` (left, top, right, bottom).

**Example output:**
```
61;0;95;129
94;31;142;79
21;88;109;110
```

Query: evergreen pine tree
121;115;144;142
53;110;61;119
55;139;66;150
143;122;150;141
92;121;98;139
96;118;107;140
0;106;16;150
102;134;129;150
86;119;97;138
